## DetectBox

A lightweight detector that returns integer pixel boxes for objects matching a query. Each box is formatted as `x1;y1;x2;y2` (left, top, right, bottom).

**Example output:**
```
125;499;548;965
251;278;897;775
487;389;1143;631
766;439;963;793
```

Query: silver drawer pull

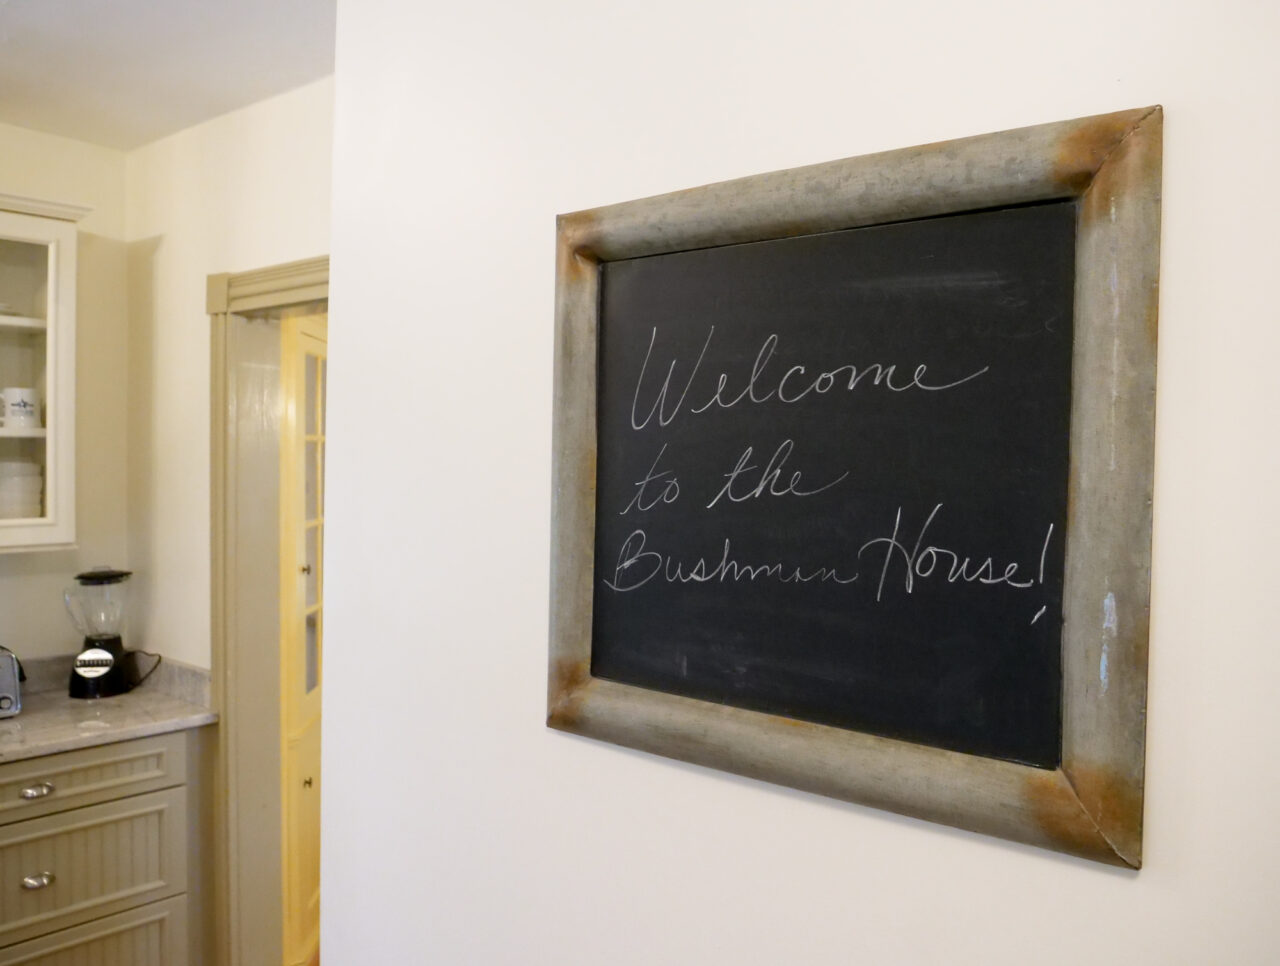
21;871;55;890
20;781;55;800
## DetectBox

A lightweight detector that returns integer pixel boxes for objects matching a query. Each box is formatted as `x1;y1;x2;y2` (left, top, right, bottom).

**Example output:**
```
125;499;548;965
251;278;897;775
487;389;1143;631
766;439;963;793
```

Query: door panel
284;727;320;959
280;312;326;966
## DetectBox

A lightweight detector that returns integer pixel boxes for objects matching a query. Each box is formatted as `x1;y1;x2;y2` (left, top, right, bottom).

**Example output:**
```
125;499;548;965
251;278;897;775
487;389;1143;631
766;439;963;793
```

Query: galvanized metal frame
548;107;1162;867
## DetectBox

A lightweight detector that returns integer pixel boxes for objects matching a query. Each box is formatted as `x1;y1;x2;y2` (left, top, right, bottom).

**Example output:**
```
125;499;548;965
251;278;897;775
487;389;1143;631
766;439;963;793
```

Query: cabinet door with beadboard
0;788;186;947
0;896;186;965
0;733;186;827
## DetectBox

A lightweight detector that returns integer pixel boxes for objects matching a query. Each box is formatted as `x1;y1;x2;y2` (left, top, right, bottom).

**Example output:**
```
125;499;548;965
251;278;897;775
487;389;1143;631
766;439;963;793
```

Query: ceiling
0;0;336;150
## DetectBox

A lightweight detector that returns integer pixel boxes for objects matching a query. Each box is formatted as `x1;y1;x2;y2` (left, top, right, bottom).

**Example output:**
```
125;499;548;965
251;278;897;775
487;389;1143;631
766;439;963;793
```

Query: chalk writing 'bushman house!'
548;107;1161;867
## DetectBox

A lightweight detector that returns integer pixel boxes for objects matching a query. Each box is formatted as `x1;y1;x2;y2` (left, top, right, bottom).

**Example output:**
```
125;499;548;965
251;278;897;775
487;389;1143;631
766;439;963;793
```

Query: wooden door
280;311;326;966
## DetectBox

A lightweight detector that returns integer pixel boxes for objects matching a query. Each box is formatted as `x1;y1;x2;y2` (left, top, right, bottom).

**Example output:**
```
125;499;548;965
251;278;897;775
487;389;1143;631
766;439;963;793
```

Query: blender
65;567;149;699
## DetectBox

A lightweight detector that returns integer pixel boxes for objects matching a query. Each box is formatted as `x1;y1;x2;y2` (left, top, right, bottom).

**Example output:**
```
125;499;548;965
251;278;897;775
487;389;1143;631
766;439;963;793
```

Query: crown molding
0;193;92;222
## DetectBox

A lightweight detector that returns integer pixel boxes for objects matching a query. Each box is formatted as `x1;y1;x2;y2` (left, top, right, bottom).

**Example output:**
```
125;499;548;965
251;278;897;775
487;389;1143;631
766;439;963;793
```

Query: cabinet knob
21;871;55;890
303;777;313;788
300;565;312;575
19;781;55;800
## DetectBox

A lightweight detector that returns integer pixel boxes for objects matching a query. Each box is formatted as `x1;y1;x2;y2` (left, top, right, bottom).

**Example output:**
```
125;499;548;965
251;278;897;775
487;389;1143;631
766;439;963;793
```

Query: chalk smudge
1101;592;1118;694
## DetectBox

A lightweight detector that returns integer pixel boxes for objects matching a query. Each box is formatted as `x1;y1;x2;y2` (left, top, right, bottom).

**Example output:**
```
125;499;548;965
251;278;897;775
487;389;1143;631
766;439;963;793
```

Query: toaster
0;646;22;718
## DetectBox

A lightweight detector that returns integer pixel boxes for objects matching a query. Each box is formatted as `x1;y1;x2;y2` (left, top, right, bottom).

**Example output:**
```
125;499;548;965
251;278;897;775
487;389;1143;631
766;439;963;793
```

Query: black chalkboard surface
591;201;1076;769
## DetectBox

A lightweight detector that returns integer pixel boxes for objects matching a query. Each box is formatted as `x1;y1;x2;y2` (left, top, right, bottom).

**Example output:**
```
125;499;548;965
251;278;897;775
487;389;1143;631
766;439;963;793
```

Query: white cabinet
0;195;86;551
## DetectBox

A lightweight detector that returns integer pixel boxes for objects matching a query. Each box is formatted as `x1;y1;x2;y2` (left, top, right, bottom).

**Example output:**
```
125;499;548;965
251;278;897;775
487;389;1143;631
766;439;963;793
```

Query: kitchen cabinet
0;730;210;965
0;194;87;552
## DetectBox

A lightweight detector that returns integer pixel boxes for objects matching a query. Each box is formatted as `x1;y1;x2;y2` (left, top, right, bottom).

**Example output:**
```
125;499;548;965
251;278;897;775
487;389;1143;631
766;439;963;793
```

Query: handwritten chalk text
630;327;989;430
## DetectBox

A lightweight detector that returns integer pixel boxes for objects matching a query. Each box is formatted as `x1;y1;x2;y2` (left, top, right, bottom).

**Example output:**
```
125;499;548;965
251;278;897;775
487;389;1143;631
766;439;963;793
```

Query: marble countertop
0;683;217;764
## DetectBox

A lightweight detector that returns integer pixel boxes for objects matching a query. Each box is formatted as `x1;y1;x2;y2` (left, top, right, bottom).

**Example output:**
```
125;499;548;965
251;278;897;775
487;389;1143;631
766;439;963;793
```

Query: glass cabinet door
0;205;78;550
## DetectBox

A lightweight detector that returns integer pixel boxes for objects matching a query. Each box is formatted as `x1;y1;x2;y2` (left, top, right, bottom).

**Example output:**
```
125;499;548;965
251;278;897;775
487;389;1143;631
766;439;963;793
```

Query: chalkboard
590;201;1076;768
553;107;1161;865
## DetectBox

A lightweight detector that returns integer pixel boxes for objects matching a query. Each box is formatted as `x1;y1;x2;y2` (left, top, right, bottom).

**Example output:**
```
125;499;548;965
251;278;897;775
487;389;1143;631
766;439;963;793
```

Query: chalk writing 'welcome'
631;326;990;430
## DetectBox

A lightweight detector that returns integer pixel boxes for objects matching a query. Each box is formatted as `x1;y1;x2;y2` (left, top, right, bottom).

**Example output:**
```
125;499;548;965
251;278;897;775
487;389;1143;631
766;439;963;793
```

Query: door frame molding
209;256;328;966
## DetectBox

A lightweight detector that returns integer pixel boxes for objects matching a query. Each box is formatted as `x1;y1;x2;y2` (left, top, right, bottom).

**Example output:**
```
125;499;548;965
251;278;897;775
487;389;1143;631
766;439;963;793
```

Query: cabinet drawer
0;896;187;965
0;734;186;826
0;788;186;947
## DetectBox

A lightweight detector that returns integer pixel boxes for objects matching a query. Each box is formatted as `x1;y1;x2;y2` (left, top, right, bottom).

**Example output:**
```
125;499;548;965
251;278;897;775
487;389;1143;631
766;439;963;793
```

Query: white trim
0;192;92;223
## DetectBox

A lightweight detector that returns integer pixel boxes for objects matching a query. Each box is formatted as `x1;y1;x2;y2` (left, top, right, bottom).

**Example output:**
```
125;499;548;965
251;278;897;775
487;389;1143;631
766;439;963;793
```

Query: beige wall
0;123;129;659
0;79;333;668
0;123;126;240
124;77;333;667
321;1;1280;963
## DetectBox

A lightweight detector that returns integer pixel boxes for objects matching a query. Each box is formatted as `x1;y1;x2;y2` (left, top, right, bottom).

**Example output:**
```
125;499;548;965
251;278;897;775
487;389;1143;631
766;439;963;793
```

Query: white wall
322;2;1280;962
0;123;129;658
124;78;333;667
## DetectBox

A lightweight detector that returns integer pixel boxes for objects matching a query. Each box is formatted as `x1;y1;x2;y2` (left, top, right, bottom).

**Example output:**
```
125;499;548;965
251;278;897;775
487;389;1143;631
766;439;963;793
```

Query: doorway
209;258;328;966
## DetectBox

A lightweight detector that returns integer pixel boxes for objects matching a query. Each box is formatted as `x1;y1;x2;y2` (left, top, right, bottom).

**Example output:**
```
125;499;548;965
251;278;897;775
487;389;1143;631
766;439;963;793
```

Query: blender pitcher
65;567;134;699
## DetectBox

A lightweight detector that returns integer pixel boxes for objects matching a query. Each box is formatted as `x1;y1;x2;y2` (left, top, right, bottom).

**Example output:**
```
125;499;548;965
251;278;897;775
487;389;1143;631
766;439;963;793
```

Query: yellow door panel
281;311;326;966
285;728;321;962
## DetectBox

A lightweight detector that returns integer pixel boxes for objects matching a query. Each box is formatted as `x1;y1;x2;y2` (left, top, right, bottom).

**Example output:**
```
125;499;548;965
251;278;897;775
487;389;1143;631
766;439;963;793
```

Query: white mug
1;388;40;428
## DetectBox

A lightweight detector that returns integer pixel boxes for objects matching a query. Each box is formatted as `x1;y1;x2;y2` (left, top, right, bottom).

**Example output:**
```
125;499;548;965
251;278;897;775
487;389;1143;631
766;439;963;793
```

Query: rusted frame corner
548;107;1162;868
